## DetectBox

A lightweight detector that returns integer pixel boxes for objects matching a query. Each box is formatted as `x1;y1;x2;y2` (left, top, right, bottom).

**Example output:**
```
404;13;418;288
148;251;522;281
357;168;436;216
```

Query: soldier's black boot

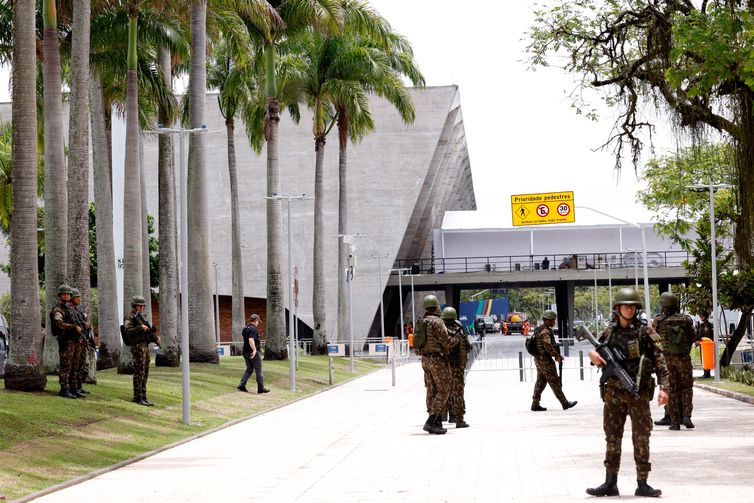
455;419;470;428
59;389;77;399
531;402;547;411
586;471;619;497
423;415;447;434
669;421;681;431
653;415;671;426
74;389;87;398
562;400;578;410
635;480;661;497
682;416;695;429
77;388;91;395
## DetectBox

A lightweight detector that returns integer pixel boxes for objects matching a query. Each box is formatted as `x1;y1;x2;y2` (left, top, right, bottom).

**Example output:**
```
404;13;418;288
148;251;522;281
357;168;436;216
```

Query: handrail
393;250;697;275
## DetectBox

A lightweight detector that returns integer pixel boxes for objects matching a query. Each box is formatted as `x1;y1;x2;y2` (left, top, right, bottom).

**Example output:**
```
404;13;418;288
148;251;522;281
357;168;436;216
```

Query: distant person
652;292;698;430
70;288;91;397
442;307;471;428
50;284;81;399
697;312;713;340
238;314;270;394
542;257;550;270
571;254;579;269
531;310;577;412
558;257;571;269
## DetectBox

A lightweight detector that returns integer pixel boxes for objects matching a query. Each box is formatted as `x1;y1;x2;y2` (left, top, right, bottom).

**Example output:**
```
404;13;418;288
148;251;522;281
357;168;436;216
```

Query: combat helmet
441;307;458;320
131;295;147;307
56;284;72;296
423;294;440;310
71;288;81;299
612;287;642;309
659;291;678;309
542;310;557;321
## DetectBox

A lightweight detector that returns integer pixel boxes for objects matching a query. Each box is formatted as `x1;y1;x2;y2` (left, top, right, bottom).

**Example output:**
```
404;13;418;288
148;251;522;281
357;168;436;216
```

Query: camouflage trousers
446;364;466;420
532;356;566;405
58;339;77;391
603;386;653;479
69;339;87;392
132;343;151;401
666;354;694;421
422;354;451;415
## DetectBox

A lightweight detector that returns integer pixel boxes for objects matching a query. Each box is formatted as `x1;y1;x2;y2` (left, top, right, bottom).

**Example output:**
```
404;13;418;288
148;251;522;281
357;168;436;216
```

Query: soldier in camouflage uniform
50;284;82;399
418;294;456;434
531;310;577;411
587;288;670;498
124;295;159;406
652;292;698;430
697;312;714;340
442;307;471;428
68;288;91;397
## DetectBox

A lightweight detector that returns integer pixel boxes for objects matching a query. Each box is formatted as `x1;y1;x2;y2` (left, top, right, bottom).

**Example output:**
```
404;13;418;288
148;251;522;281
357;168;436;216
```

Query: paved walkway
32;362;754;502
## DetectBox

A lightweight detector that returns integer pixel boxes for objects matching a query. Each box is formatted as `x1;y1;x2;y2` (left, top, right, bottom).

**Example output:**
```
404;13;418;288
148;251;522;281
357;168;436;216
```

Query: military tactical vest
654;313;693;355
413;319;428;350
49;304;75;339
446;321;468;367
604;322;655;394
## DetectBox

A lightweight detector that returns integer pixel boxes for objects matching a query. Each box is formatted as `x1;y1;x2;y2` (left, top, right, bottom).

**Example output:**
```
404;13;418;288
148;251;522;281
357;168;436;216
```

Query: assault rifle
135;313;161;347
575;325;638;396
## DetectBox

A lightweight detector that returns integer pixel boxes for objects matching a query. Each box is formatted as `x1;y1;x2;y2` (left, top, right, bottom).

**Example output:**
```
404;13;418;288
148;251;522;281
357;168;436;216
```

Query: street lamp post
392;268;410;339
577;206;651;316
155;124;207;425
213;262;220;344
690;182;732;383
370;254;390;341
410;273;416;329
267;194;314;390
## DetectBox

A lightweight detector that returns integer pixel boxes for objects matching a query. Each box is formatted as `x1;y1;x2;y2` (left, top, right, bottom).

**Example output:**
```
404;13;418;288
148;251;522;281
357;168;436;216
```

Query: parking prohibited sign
511;191;575;227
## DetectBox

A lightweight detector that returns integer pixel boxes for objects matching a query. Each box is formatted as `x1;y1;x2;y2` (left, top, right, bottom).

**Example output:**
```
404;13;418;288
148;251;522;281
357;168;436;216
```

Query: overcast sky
0;1;675;228
368;0;675;228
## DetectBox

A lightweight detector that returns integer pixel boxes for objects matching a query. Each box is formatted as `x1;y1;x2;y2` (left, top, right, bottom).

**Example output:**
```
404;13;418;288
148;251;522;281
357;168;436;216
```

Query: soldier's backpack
524;332;539;357
666;322;689;354
413;319;429;350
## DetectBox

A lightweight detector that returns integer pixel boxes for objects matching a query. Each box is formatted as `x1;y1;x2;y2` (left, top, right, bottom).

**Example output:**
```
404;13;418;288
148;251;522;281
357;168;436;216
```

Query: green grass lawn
700;380;754;398
0;355;383;500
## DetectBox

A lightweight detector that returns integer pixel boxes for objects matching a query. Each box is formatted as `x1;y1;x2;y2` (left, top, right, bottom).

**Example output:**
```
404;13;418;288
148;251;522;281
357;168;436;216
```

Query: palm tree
42;0;70;374
253;0;342;360
118;1;144;373
334;24;424;344
207;36;258;353
5;0;45;391
89;71;122;370
185;0;219;363
67;0;94;381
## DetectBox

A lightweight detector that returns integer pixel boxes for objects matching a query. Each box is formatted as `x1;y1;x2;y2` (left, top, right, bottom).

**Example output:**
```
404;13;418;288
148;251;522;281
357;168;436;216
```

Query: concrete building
0;85;476;343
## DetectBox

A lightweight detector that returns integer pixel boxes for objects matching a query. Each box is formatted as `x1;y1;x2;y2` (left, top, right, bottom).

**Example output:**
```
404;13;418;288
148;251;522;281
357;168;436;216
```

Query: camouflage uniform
68;306;87;393
697;320;713;340
124;311;151;403
532;325;569;407
50;303;78;393
653;312;698;424
445;319;471;421
599;322;670;480
418;312;455;416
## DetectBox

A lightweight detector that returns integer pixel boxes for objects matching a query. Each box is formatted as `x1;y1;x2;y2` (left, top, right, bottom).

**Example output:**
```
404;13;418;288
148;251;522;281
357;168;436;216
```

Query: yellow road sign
511;191;575;227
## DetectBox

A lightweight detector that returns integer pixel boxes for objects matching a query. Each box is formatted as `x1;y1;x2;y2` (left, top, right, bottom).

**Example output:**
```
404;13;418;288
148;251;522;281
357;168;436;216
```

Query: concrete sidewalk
31;362;754;502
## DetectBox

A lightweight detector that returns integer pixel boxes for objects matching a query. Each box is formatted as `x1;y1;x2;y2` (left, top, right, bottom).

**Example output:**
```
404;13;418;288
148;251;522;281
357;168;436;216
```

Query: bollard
328;357;334;385
519;351;524;382
391;341;397;387
579;351;584;380
564;337;570;357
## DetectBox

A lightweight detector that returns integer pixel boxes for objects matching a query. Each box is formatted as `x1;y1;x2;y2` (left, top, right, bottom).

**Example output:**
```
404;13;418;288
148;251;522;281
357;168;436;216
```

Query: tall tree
67;0;94;381
255;0;343;360
4;0;45;391
186;0;218;362
527;1;754;270
89;71;121;369
207;36;258;353
42;0;69;374
119;1;144;373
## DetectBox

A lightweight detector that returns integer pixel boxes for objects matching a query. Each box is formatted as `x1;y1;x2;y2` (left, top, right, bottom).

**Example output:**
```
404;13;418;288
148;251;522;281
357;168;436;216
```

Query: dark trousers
240;352;264;389
132;343;150;400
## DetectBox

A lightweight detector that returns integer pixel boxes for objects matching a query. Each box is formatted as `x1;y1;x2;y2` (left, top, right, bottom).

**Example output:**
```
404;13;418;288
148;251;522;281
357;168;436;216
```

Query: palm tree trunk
155;45;180;367
336;111;349;344
4;0;45;391
67;0;93;382
312;135;327;352
264;43;287;360
42;0;69;374
226;118;245;354
188;0;218;363
90;72;121;369
119;14;142;374
140;135;151;322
